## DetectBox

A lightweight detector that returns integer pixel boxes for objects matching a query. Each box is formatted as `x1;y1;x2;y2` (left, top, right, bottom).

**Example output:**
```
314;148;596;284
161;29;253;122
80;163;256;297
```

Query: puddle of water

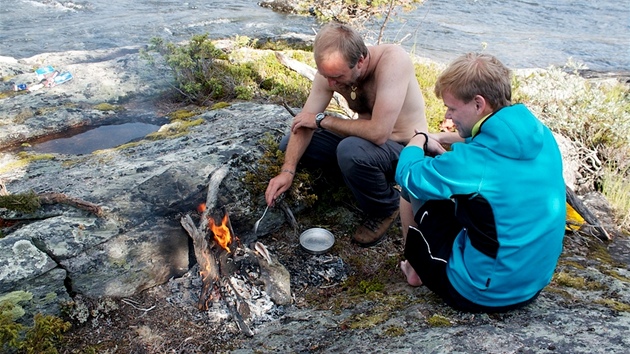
26;122;160;155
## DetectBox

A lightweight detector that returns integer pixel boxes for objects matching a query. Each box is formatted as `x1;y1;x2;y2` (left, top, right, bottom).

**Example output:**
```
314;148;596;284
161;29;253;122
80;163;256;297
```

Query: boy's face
441;91;483;138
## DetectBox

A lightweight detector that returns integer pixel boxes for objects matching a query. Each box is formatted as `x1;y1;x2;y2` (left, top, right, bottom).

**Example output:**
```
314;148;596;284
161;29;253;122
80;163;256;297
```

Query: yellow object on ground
566;202;585;231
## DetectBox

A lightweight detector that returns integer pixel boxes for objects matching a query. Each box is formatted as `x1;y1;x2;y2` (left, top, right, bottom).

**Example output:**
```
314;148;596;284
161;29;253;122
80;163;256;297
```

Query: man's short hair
434;53;512;110
313;22;369;69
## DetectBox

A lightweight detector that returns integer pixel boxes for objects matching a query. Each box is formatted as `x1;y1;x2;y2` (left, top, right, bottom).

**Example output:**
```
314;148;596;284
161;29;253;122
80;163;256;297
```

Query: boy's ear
474;95;487;113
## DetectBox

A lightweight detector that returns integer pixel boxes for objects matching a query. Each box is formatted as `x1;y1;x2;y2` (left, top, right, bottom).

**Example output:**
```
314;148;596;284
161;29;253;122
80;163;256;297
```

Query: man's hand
265;171;294;206
408;131;447;156
291;111;317;133
426;133;447;156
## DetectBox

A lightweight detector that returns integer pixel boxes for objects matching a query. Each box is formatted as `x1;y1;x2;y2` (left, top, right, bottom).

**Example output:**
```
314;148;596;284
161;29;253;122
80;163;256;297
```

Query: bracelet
413;131;429;151
281;169;295;176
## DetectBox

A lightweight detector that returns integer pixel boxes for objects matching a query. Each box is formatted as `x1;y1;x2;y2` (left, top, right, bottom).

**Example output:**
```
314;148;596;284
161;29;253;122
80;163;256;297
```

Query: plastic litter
28;83;45;92
35;65;56;81
52;72;73;86
13;83;27;91
8;66;74;93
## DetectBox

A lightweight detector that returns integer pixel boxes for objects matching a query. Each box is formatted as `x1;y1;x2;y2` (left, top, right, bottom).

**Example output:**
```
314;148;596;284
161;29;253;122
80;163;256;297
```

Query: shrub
513;64;630;231
1;293;71;354
143;35;311;107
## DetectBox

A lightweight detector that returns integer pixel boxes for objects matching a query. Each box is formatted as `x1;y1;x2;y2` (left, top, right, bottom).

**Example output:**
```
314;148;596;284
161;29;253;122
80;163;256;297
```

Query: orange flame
199;250;213;279
197;204;207;213
209;213;232;253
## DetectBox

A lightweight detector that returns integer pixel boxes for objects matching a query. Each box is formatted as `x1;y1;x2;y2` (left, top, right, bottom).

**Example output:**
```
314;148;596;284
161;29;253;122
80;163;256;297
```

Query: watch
315;112;327;129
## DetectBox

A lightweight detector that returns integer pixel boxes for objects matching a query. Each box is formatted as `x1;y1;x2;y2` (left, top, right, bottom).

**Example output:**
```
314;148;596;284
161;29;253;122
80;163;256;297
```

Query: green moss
242;133;318;208
594;299;630;312
587;241;626;269
168;109;199;121
211;102;231;110
93;103;123;111
0;190;41;213
146;118;204;140
0;291;34;321
357;279;385;294
0;304;25;350
110;141;142;151
598;268;630;283
347;311;389;329
383;325;405;337
427;314;452;327
242;51;311;107
0;89;25;99
13;108;35;124
1;292;70;353
342;295;412;330
557;259;587;270
257;39;312;52
23;313;72;353
0;152;55;174
552;271;606;291
544;287;575;301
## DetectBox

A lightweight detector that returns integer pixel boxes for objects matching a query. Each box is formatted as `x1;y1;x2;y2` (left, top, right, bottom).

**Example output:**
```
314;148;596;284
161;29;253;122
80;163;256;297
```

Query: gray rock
0;47;171;148
1;47;297;321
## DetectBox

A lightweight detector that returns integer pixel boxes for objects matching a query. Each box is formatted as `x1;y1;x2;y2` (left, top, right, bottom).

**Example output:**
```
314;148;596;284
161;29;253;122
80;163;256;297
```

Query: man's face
441;91;480;138
316;51;359;89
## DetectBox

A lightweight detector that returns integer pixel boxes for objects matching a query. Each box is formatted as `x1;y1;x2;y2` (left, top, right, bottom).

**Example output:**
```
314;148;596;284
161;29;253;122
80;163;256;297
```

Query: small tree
305;0;424;43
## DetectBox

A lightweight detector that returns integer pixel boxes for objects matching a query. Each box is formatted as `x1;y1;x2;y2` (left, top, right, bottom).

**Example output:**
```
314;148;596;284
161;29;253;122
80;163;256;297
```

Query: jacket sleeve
395;143;486;201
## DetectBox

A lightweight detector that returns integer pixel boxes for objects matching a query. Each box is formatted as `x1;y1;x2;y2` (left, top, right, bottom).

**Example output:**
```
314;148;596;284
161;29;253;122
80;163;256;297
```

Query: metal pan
299;228;335;254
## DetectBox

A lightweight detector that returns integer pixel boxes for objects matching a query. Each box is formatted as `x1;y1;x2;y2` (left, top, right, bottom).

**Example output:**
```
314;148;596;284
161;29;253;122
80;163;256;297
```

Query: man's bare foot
400;260;423;287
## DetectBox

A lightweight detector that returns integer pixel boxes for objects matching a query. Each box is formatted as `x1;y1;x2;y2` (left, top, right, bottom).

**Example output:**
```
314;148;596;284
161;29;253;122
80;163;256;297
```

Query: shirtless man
265;22;427;247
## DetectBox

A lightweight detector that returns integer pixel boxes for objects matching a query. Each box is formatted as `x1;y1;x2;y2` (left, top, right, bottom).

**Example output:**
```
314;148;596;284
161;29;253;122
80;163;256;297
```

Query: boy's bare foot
400;260;423;287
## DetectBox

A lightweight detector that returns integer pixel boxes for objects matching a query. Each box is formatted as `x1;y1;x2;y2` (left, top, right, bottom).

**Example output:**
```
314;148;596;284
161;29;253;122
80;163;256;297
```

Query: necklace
350;86;358;100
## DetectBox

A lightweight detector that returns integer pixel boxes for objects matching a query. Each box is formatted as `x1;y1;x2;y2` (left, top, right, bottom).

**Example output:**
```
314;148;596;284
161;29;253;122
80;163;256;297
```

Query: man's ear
355;55;366;69
474;95;487;113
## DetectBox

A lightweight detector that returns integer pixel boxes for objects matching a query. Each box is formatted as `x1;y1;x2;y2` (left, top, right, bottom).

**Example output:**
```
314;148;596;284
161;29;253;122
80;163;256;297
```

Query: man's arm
318;46;413;145
265;77;334;206
432;131;465;150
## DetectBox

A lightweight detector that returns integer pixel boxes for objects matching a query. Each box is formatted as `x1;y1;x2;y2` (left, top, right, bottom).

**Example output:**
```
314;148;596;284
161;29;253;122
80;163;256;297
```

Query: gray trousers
280;129;404;218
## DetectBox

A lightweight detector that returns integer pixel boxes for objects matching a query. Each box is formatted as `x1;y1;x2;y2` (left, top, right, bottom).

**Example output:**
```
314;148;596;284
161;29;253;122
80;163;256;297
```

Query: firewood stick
180;214;219;310
219;278;254;337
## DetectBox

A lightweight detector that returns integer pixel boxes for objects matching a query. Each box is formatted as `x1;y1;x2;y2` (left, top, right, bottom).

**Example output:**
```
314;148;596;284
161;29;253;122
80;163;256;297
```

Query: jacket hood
472;104;545;160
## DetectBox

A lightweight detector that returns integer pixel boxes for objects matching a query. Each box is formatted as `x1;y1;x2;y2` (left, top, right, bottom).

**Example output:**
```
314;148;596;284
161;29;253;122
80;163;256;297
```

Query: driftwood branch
566;185;611;241
38;192;103;216
0;190;102;217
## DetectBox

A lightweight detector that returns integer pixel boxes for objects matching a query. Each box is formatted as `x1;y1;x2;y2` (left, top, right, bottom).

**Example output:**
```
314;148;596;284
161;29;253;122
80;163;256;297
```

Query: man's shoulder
373;43;407;55
373;44;411;70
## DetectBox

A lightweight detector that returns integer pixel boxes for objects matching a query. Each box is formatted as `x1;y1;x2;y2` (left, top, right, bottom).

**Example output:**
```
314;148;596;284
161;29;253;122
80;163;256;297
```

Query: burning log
180;166;228;310
179;165;254;336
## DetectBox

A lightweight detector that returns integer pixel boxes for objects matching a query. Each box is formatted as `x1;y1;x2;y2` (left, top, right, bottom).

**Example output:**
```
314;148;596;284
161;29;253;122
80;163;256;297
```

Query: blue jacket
396;104;566;307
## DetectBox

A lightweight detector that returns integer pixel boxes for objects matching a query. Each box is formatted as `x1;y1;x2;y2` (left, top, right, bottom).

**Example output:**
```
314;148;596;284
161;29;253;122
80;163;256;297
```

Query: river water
1;0;628;72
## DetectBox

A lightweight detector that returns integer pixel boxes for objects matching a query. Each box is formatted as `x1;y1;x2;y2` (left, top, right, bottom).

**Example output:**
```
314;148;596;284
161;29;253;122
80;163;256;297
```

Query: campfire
179;166;290;337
